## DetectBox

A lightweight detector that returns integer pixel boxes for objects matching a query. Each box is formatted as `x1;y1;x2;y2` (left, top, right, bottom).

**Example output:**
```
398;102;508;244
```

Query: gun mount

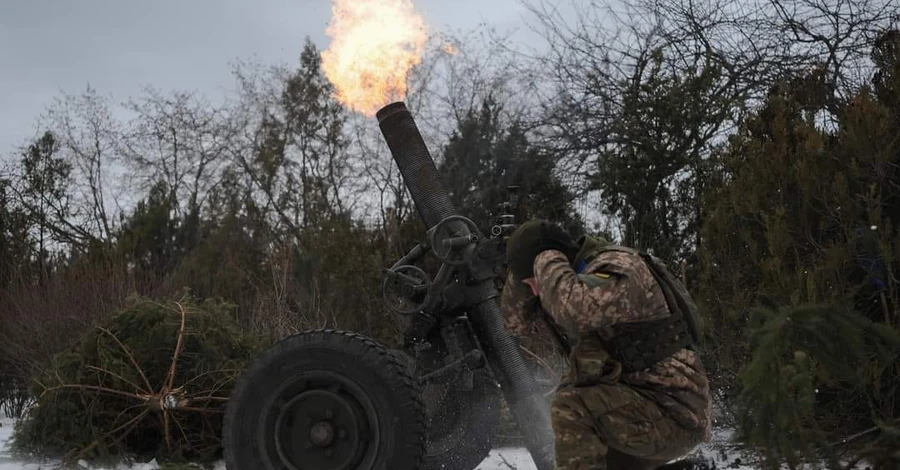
376;102;555;470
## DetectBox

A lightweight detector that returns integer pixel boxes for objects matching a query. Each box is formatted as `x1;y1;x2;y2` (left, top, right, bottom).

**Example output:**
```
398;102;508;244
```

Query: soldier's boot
607;448;670;470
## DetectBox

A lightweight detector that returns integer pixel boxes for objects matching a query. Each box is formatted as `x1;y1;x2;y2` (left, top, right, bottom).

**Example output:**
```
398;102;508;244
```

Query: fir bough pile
11;295;261;464
737;302;900;469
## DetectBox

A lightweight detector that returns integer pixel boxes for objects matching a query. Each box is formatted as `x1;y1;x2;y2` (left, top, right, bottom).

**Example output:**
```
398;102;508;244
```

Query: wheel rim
262;371;381;470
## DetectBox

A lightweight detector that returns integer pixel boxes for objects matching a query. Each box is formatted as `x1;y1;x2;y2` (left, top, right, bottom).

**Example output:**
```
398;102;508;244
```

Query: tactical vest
584;245;703;373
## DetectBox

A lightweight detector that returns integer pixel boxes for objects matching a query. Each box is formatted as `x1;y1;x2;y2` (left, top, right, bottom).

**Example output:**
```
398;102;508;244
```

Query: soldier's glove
505;219;578;280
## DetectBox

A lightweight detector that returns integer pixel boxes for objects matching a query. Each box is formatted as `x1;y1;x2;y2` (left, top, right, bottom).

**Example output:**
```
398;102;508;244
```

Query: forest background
1;0;899;467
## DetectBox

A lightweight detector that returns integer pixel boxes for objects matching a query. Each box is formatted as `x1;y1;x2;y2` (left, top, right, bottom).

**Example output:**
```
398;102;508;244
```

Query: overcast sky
0;0;563;157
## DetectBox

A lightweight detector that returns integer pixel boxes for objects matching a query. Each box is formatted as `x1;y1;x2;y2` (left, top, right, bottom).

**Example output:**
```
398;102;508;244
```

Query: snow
474;429;756;469
475;448;542;469
1;415;754;470
0;418;184;470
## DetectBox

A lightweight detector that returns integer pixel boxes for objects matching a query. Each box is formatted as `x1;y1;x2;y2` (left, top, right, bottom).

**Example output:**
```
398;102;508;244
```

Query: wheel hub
269;376;379;470
310;420;336;447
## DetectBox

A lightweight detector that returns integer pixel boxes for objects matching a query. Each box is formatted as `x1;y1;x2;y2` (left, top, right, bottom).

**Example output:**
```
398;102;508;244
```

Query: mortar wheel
223;330;427;470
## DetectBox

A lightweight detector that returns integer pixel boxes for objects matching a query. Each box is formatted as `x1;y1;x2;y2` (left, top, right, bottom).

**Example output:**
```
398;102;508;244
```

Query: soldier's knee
551;389;587;426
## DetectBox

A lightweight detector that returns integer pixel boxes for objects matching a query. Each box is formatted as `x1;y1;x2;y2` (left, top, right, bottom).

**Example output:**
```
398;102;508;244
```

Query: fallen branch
18;297;255;465
497;453;519;470
96;326;154;393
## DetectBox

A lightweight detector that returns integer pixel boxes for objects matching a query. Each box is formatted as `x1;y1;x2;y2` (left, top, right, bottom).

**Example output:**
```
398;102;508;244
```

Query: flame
321;0;429;116
442;42;457;55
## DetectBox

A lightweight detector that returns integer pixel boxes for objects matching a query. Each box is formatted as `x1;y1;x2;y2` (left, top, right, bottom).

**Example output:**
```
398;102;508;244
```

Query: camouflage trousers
550;341;704;469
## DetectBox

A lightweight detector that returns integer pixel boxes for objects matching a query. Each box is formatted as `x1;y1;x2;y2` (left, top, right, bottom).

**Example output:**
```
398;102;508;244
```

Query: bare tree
518;0;745;259
406;28;540;158
39;86;125;243
522;0;900;166
516;0;897;260
224;40;355;240
642;0;900;114
121;88;231;219
346;113;409;226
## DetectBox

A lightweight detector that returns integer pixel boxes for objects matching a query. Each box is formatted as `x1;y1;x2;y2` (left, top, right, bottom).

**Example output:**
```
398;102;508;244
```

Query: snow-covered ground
1;416;752;469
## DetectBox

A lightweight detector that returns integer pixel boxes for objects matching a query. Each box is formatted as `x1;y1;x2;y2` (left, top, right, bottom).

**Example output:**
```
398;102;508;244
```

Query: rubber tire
223;329;427;470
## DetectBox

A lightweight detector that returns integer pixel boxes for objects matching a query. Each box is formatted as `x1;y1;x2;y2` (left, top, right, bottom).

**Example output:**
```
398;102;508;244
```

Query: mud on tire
223;330;427;470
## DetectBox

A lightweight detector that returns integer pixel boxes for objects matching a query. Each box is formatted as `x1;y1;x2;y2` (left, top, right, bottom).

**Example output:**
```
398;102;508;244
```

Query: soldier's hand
506;219;577;279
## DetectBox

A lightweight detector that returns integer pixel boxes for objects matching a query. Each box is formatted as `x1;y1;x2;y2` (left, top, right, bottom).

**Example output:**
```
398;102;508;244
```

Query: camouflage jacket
500;248;712;437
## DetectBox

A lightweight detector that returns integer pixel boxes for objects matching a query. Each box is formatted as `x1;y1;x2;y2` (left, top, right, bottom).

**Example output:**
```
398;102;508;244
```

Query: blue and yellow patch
576;272;612;287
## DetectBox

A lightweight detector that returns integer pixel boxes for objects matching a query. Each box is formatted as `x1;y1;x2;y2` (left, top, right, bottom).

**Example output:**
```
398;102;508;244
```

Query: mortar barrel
376;102;456;229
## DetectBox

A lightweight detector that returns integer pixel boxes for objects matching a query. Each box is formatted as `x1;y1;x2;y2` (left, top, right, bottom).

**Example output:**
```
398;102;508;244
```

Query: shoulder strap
637;253;702;345
585;244;702;345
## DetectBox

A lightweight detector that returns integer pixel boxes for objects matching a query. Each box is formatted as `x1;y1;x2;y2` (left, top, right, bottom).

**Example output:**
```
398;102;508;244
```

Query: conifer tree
698;29;900;468
440;98;583;234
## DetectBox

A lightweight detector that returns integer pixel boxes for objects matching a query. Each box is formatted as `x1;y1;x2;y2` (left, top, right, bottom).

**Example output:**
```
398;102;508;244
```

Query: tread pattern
223;329;427;470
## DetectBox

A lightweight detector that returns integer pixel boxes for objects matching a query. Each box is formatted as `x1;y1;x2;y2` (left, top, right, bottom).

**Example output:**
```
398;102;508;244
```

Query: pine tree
697;30;900;468
116;181;179;282
440;98;583;234
0;177;33;289
17;132;72;282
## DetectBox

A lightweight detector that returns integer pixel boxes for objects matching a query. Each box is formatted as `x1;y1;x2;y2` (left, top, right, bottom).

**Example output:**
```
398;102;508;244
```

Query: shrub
11;294;261;465
0;371;32;418
737;302;900;469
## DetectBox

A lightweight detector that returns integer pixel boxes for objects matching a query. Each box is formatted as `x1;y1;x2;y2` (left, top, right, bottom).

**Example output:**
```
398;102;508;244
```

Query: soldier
501;219;712;470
